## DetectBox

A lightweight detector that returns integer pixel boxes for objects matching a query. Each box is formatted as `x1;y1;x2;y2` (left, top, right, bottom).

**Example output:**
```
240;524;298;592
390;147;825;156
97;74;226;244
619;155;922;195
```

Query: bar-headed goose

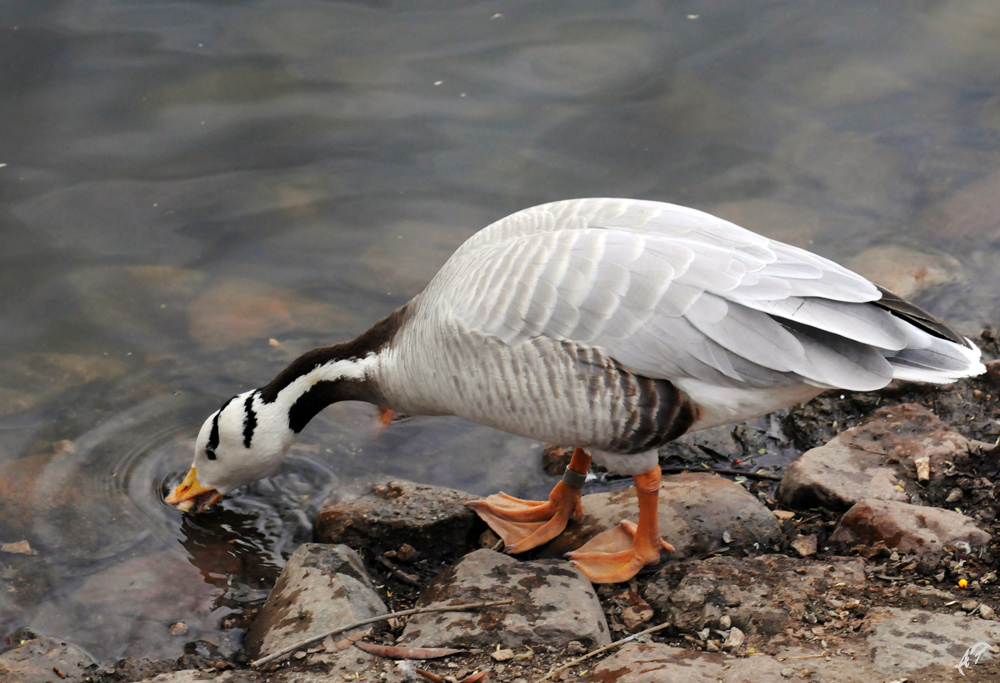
167;198;985;583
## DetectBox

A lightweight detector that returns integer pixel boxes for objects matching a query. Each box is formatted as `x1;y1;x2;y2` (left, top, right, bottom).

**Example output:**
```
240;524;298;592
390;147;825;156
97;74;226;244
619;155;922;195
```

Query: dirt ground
91;331;1000;683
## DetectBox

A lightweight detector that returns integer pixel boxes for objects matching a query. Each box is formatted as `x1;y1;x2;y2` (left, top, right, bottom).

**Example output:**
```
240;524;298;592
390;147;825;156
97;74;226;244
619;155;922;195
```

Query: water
1;0;999;662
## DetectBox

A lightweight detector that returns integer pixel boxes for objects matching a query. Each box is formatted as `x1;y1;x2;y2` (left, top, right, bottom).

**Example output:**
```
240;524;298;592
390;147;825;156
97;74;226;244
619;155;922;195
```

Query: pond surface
1;0;999;662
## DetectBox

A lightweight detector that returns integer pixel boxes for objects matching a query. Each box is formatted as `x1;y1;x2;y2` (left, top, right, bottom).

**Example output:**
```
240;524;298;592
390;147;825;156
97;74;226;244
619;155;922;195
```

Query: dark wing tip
873;285;970;348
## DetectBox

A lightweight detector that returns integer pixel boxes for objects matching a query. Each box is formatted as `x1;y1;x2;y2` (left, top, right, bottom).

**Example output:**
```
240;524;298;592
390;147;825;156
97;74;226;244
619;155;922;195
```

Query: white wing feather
429;198;981;397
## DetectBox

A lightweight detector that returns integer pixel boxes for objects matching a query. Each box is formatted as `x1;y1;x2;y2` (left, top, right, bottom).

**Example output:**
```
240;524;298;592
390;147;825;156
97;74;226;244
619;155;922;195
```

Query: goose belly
377;329;697;455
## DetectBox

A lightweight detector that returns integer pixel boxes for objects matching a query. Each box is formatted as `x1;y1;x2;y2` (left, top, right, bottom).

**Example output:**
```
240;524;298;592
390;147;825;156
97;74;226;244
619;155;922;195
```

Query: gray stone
582;642;795;682
644;555;866;637
584;642;727;682
315;479;480;560
830;498;991;562
778;404;982;510
400;549;609;649
136;673;267;683
865;607;1000;676
0;636;97;683
244;543;386;660
541;472;781;559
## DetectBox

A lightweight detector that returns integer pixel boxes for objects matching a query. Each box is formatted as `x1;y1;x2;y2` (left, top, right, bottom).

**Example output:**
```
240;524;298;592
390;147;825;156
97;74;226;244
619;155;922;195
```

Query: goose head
167;330;395;512
166;389;297;512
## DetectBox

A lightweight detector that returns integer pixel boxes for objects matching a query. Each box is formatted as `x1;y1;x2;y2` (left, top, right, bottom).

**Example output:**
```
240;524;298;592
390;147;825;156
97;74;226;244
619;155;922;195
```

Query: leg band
561;466;588;490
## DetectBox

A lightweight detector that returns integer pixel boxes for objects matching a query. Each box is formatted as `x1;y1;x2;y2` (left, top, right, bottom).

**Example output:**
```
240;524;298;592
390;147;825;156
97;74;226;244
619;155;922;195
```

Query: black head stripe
207;396;237;460
242;392;258;448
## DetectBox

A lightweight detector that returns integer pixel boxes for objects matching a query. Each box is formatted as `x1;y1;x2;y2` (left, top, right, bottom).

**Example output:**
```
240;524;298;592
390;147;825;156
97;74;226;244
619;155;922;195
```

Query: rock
0;353;129;416
899;584;957;608
539;472;780;559
583;641;791;682
0;635;98;683
135;673;268;683
846;244;963;300
644;555;866;637
830;498;990;562
315;479;481;561
771;121;912;216
400;549;609;649
778;404;983;510
358;219;475;297
918;168;1000;241
245;543;386;660
24;548;220;660
188;278;348;351
0;540;32;555
790;533;818;558
709;199;821;248
722;626;745;650
584;642;726;681
864;607;1000;676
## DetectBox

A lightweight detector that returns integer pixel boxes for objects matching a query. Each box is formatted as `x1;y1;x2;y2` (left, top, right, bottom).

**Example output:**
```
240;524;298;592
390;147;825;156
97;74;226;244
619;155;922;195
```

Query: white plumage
399;198;982;429
168;197;984;583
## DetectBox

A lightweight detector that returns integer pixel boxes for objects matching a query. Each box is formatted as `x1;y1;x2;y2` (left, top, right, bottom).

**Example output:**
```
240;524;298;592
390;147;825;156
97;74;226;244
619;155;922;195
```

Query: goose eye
206;448;217;461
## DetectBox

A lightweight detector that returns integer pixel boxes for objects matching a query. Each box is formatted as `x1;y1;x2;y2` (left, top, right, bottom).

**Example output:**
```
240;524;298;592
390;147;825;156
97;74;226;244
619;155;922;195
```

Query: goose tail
876;287;986;384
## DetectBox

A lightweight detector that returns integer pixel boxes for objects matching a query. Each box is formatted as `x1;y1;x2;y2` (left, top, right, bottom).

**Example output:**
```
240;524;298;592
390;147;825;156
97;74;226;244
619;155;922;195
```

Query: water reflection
1;0;998;663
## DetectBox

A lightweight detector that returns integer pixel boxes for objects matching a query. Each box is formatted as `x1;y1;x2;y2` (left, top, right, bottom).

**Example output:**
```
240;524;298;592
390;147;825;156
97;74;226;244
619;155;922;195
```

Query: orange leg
567;465;673;583
377;407;395;426
468;447;592;553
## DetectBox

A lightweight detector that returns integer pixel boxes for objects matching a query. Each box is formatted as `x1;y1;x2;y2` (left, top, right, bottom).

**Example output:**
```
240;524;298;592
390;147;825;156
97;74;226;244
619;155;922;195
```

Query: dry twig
535;621;672;682
252;599;513;669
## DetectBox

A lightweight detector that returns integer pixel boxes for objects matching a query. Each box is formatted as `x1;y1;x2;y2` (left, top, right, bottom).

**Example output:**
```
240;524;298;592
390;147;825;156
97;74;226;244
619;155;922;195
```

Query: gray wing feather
431;198;974;391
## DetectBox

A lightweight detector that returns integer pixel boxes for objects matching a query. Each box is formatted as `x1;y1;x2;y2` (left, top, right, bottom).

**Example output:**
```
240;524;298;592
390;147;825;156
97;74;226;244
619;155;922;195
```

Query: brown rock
400;549;610;649
0;353;129;415
188;278;348;350
830;498;990;561
791;533;818;558
315;479;481;560
778;404;982;510
540;472;781;559
846;245;963;300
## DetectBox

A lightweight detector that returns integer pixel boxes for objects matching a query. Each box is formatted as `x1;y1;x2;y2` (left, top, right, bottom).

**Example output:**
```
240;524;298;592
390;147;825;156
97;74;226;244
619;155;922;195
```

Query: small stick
661;466;783;481
535;621;672;682
252;599;514;669
777;652;828;662
604;467;782;483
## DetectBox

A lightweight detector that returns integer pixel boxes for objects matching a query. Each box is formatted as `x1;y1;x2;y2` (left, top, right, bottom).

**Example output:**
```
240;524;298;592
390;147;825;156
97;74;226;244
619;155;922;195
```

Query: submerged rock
400;549;610;649
0;635;97;683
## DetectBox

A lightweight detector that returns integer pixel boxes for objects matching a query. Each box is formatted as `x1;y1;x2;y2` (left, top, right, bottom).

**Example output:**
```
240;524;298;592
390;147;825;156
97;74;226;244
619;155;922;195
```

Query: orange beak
165;467;222;513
